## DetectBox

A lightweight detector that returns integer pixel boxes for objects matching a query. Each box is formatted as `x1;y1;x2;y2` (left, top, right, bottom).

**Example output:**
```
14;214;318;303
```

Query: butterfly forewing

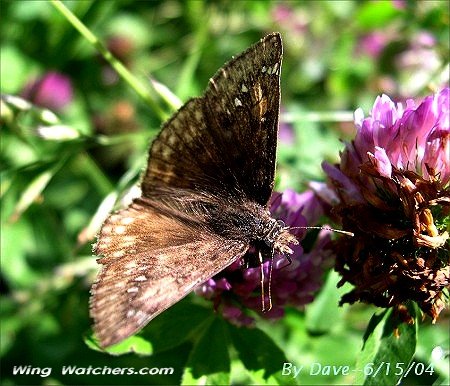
91;33;283;347
141;33;282;206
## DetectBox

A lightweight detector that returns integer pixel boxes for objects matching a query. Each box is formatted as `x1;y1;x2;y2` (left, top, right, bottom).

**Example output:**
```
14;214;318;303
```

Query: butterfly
90;32;298;348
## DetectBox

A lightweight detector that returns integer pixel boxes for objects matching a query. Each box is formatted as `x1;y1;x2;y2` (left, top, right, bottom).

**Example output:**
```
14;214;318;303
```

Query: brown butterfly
90;33;298;348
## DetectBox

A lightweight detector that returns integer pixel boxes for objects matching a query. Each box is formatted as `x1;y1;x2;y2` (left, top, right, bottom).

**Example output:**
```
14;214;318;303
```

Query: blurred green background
1;1;449;385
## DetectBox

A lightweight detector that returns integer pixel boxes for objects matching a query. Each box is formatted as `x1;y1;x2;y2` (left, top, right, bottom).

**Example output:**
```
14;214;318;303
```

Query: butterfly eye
276;219;285;228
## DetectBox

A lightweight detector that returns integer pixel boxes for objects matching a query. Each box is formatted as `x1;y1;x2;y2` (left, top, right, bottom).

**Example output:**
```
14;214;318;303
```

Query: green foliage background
1;1;449;385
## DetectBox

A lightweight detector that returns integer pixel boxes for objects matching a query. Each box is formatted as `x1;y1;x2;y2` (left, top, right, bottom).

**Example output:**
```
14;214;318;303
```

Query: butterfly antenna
290;226;354;237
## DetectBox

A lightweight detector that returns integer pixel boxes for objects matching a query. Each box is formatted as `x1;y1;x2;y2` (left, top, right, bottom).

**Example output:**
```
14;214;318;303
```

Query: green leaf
305;270;343;334
182;369;230;386
150;78;183;111
11;170;53;221
10;158;67;221
229;324;289;381
84;332;153;356
355;303;418;385
181;317;230;385
142;298;213;353
229;359;294;386
416;321;450;384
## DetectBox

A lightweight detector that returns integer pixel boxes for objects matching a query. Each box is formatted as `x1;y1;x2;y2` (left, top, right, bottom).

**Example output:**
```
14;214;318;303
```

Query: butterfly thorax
205;200;298;255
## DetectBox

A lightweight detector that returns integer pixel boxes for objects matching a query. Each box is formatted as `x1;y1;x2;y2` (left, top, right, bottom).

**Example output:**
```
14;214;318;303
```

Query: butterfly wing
141;33;282;207
90;199;248;347
92;34;282;347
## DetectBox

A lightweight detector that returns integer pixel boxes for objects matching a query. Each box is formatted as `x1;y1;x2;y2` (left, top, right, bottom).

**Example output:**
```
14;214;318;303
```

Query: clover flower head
323;88;449;322
21;72;73;112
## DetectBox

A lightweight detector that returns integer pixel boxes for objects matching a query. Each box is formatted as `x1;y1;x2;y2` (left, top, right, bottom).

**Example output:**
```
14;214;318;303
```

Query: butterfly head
260;217;299;255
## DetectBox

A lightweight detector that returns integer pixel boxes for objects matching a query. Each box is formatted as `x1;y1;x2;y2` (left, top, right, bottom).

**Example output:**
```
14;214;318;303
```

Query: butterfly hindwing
91;198;248;347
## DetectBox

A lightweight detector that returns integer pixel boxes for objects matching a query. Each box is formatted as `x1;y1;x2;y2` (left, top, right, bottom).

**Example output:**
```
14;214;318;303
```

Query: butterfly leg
258;247;274;312
285;254;292;266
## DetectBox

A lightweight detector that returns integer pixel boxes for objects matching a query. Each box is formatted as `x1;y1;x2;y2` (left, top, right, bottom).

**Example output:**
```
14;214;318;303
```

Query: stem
74;152;114;196
176;5;209;98
49;0;167;121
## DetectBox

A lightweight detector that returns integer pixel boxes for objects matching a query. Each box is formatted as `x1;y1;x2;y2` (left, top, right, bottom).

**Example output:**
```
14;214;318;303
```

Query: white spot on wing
115;225;126;234
125;261;137;269
272;62;279;74
135;275;147;282
135;310;148;324
241;84;248;92
182;131;191;141
112;250;125;258
143;281;166;297
100;236;112;245
234;98;242;107
167;135;177;146
102;225;112;234
121;217;134;225
127;287;139;293
172;116;181;129
161;147;173;157
108;293;118;301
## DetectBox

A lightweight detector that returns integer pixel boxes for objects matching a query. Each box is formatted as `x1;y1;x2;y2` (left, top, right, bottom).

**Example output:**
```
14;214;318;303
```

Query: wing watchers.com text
13;365;175;377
